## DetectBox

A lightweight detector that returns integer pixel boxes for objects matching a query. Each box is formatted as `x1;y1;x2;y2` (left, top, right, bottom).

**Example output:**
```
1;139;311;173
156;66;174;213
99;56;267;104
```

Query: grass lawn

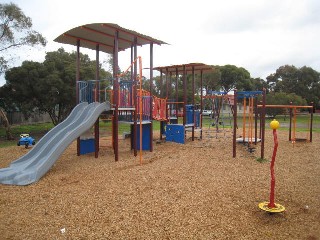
1;114;319;148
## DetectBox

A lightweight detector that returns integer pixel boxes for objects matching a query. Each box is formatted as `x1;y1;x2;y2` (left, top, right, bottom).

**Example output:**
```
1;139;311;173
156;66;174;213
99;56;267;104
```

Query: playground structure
257;104;314;144
202;91;234;138
232;90;264;157
0;23;168;185
0;22;316;186
232;89;314;159
153;63;215;143
55;23;168;163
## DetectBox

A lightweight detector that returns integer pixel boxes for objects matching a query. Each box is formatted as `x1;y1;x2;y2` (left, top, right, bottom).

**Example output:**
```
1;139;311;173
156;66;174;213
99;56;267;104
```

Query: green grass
0;122;54;138
256;157;269;163
1;114;319;148
0;122;55;148
201;114;320;133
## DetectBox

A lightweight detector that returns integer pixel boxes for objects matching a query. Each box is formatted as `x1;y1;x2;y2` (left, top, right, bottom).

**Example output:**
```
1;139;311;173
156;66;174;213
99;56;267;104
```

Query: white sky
1;0;320;86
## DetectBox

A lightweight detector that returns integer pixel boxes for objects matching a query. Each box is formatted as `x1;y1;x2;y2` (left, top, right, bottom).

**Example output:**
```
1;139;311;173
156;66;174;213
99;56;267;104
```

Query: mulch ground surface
0;129;319;239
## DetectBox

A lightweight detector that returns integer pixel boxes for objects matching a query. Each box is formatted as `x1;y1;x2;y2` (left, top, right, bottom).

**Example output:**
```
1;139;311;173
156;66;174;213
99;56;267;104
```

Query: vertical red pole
160;69;163;98
166;68;169;99
310;102;313;142
113;30;119;161
149;43;153;152
76;40;80;156
175;68;179;121
260;89;266;159
200;70;203;139
183;65;187;126
254;96;258;144
268;128;278;208
233;89;237;158
94;44;100;158
133;37;138;157
191;66;195;141
289;102;293;141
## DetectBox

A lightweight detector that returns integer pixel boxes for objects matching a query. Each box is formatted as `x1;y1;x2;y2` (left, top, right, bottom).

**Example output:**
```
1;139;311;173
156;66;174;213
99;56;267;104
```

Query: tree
267;65;320;108
0;2;47;74
201;66;221;94
0;2;47;139
219;65;251;93
262;92;307;118
2;48;112;126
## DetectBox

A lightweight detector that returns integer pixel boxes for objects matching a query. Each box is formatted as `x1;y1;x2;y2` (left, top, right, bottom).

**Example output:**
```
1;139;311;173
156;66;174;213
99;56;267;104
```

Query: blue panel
186;105;194;125
166;124;185;144
131;122;151;150
80;139;95;155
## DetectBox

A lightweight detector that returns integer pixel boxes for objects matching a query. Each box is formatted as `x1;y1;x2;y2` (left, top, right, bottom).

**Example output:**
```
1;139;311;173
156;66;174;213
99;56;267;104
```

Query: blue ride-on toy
17;134;36;149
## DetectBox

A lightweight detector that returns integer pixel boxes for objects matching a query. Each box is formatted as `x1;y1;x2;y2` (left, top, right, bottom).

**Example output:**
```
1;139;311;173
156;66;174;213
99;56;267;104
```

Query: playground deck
0;130;319;239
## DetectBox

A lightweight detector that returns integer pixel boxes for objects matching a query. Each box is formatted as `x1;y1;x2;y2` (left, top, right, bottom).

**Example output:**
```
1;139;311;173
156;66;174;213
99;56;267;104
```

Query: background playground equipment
17;134;36;149
257;103;314;159
232;90;264;157
202;91;234;139
232;89;314;159
153;63;216;143
259;119;285;213
267;103;314;143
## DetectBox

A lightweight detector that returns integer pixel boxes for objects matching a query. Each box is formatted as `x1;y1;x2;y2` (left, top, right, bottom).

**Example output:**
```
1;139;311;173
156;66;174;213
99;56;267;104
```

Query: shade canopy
153;63;215;74
54;23;167;53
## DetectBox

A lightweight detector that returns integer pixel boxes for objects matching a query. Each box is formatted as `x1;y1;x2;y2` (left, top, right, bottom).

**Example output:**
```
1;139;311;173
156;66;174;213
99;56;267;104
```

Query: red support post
260;89;266;160
233;89;237;158
310;102;313;142
94;44;100;158
149;43;153;152
76;40;80;156
183;65;186;126
133;37;138;157
113;30;119;161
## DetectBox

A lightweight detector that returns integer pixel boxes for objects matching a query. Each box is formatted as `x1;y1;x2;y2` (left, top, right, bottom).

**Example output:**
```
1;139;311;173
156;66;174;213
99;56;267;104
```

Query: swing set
232;90;263;156
202;91;234;138
257;104;314;144
232;89;314;158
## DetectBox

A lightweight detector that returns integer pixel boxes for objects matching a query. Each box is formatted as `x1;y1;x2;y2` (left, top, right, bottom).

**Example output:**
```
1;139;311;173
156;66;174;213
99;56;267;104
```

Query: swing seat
293;138;308;142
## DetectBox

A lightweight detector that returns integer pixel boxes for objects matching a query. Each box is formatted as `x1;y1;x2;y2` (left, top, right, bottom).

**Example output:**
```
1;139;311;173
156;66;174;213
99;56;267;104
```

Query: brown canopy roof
54;23;167;54
153;63;215;74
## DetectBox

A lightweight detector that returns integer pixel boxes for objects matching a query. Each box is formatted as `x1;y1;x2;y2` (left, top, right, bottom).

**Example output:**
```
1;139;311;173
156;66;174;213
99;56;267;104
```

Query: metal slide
0;102;110;186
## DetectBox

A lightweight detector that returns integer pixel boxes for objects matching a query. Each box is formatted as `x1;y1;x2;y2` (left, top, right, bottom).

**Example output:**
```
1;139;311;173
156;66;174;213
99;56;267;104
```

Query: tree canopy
0;2;47;74
267;65;320;108
1;48;112;125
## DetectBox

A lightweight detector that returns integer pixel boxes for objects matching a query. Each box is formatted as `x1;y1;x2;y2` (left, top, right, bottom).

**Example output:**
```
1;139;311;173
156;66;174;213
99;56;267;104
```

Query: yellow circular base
258;202;285;213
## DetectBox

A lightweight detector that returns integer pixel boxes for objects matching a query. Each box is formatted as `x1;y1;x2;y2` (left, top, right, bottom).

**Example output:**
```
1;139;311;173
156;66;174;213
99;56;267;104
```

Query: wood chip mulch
0;129;319;239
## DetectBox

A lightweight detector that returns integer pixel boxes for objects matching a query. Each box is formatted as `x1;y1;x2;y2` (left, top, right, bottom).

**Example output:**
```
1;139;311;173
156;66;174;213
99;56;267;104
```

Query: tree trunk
0;108;14;140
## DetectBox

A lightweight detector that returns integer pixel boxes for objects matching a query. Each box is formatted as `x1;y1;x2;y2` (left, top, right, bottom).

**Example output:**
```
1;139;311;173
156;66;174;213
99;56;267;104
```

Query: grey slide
0;102;110;186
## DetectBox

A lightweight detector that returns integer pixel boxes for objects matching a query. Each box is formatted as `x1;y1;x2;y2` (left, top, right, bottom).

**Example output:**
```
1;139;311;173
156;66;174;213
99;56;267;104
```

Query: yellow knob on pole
270;119;280;130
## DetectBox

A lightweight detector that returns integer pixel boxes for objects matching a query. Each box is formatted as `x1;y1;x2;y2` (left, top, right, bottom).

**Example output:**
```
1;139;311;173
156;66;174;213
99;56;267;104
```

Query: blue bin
131;122;151;150
80;138;95;155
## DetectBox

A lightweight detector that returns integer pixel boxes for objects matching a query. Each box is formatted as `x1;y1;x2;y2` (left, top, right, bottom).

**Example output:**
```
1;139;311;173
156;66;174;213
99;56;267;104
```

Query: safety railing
77;80;113;103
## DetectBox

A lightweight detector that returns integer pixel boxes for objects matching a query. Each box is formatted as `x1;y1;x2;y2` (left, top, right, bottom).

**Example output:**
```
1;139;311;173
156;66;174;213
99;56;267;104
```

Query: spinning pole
259;119;285;213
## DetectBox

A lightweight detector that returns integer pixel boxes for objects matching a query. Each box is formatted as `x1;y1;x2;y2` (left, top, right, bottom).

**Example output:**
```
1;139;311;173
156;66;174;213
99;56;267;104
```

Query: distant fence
1;111;52;125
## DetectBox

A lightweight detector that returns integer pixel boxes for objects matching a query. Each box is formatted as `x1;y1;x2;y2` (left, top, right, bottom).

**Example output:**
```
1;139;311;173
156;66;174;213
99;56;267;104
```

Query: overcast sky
1;0;320;86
